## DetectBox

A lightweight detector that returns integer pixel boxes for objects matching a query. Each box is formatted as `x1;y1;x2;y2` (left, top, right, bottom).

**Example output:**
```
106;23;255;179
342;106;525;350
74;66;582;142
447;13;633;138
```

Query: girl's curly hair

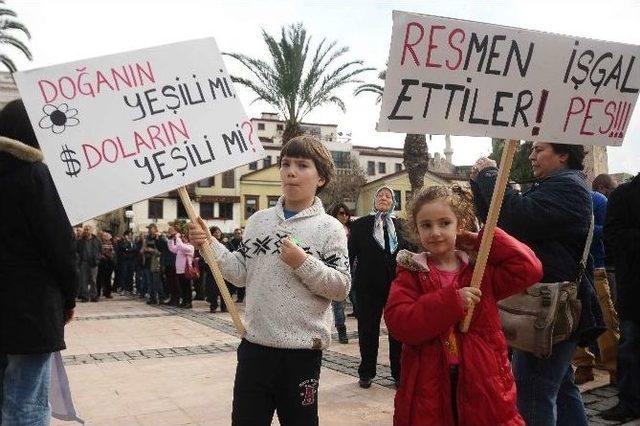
404;185;478;247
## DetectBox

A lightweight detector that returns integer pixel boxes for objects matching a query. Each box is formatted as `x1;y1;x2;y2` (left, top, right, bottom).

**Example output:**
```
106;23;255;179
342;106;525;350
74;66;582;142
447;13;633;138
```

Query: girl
384;186;543;426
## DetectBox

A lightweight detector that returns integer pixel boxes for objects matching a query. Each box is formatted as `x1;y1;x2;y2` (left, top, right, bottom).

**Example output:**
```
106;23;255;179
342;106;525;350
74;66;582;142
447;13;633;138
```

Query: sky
8;0;640;174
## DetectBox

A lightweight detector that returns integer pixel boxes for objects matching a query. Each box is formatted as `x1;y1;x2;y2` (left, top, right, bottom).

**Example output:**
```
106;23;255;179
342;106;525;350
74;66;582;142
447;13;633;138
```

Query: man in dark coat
349;186;410;388
0;99;79;423
602;173;640;422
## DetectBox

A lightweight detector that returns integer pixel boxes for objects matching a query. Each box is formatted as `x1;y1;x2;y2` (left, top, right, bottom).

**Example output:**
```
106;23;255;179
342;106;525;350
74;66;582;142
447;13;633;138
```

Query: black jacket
348;215;410;297
0;137;79;354
472;168;605;344
604;173;640;321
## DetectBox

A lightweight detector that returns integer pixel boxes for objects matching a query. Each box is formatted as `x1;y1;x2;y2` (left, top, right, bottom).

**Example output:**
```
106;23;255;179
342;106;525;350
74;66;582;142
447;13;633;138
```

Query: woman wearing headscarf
349;187;410;388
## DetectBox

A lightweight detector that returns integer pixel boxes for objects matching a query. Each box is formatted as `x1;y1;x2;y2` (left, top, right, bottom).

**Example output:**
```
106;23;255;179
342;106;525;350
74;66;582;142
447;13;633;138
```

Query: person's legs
236;286;245;303
332;300;348;344
1;353;52;426
78;262;89;300
332;301;345;328
348;286;357;317
164;265;179;304
147;272;162;304
232;340;277;426
616;320;640;414
557;361;588;425
572;346;596;384
178;275;192;307
357;290;383;381
103;260;114;298
275;348;322;426
593;269;620;376
88;266;98;301
388;333;402;383
513;339;587;426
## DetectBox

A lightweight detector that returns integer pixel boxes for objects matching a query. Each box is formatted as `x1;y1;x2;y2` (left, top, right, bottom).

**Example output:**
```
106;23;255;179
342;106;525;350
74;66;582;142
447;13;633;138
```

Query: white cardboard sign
15;38;265;225
377;11;640;146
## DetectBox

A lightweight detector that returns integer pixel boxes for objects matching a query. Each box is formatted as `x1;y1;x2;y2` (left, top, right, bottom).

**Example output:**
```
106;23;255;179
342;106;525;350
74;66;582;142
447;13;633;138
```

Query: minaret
444;134;453;165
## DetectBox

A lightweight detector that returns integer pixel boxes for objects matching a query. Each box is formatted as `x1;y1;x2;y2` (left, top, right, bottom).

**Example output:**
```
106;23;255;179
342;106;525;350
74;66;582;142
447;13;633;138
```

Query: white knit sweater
209;196;351;350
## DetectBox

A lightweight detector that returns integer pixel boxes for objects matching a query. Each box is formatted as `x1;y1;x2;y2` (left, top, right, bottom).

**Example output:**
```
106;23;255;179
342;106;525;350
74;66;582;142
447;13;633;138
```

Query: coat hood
0;136;44;163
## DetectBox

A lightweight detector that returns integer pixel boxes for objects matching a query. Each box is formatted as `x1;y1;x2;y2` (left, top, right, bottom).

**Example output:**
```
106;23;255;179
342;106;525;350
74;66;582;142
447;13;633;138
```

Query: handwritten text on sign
377;11;640;146
15;38;264;225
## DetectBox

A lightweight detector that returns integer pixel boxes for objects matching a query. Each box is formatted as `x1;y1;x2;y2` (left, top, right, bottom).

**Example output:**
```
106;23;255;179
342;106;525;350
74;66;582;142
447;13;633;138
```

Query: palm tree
224;23;373;144
0;0;32;72
354;69;430;194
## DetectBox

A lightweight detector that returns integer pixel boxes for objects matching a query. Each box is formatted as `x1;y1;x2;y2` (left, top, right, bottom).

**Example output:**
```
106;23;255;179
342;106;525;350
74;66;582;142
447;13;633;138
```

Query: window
394;190;402;211
276;124;284;131
263;156;272;168
395;163;402;173
177;199;188;219
367;161;375;176
267;196;279;208
200;202;214;219
219;202;233;220
245;196;259;219
197;177;214;187
222;170;235;188
378;162;386;174
258;123;265;130
148;199;163;219
249;161;258;170
331;151;350;169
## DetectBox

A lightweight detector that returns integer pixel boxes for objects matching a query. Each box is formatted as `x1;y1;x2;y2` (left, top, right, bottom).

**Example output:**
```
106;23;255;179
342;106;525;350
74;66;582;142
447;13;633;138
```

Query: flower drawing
38;103;79;134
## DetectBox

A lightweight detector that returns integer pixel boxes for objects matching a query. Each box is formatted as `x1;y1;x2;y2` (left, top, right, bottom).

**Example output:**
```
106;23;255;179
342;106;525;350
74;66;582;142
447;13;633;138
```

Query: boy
189;136;350;425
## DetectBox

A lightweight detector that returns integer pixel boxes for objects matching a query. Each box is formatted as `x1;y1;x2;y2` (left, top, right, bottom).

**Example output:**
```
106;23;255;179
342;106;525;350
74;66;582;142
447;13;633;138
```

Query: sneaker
574;366;594;385
358;378;372;389
601;403;639;422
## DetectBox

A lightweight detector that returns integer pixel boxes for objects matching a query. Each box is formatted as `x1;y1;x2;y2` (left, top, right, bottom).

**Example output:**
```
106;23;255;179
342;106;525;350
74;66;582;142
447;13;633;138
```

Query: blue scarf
370;186;398;253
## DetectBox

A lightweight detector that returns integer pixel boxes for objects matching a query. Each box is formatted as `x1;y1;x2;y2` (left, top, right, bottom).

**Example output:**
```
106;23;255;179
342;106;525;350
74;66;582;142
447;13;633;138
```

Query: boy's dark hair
549;143;586;171
279;135;336;194
0;99;39;149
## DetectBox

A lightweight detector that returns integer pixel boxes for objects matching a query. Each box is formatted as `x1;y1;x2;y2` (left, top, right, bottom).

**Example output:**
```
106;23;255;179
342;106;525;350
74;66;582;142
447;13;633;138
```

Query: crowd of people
73;223;248;311
1;96;639;426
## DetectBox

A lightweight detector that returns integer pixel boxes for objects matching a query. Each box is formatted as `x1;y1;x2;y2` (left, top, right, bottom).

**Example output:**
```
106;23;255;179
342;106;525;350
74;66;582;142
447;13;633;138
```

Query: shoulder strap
575;214;594;282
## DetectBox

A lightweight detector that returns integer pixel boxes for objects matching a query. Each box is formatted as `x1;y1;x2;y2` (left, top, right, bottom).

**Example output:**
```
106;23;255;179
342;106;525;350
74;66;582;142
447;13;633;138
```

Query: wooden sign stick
460;139;519;333
178;187;246;336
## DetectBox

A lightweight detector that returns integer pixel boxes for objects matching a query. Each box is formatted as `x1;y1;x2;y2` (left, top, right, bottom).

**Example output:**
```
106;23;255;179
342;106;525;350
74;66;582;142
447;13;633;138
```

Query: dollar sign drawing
60;144;81;177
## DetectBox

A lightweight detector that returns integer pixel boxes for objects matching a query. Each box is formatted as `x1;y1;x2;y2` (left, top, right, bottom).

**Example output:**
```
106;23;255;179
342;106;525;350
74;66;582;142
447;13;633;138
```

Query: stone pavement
54;295;639;425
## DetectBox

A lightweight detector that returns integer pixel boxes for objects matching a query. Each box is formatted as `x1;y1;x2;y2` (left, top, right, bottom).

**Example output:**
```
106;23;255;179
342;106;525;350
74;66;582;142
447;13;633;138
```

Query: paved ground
54;295;639;425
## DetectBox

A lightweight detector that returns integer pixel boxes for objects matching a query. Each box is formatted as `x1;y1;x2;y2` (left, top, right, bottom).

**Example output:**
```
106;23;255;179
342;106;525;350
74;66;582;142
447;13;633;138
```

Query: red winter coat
384;228;543;426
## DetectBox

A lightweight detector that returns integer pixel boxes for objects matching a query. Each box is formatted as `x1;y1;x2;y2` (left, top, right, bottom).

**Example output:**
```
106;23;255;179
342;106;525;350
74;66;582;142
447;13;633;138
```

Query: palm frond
0;18;31;39
226;22;373;126
0;53;16;72
0;8;17;18
0;34;32;59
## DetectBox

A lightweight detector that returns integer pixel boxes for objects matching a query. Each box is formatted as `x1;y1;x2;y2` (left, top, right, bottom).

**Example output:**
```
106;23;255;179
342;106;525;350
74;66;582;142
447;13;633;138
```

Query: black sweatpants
232;339;322;426
356;286;402;381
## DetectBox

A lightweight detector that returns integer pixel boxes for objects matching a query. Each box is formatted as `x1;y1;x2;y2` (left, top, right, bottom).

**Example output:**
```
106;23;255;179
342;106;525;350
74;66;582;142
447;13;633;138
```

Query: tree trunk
282;120;304;145
403;133;429;194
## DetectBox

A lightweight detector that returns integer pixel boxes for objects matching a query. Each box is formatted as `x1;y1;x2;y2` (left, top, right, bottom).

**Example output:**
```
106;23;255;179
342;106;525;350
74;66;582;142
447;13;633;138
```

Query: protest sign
378;11;640;146
14;38;265;225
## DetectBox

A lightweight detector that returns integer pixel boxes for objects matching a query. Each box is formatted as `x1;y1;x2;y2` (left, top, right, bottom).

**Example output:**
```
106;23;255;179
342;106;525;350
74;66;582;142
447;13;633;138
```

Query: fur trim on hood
0;136;43;163
396;249;473;272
